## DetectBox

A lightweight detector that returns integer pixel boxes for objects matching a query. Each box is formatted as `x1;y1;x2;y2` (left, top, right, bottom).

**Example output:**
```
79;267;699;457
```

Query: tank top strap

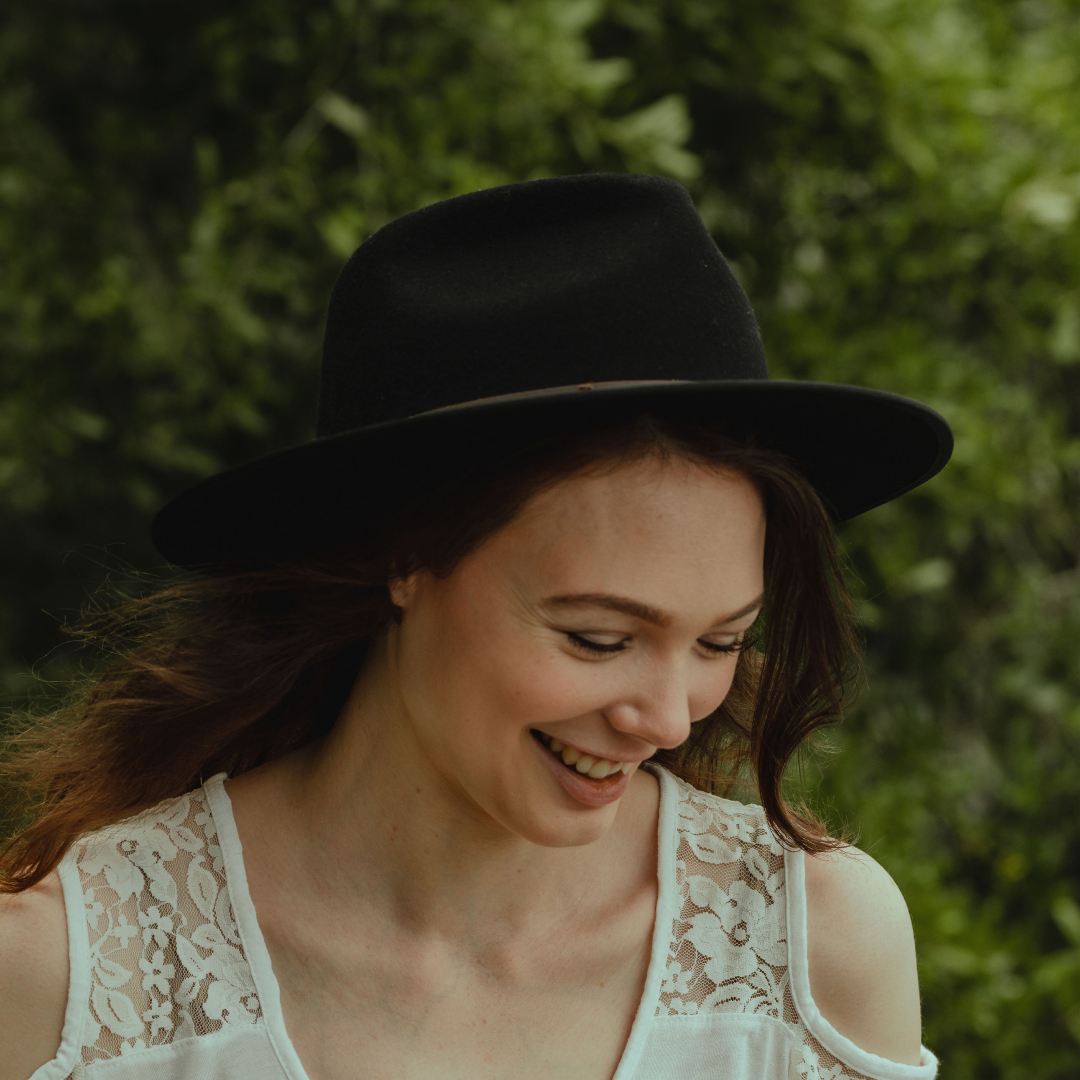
654;773;792;1018
59;778;263;1068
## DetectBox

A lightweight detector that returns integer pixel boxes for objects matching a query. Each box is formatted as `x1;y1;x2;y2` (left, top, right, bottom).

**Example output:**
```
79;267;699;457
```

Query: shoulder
0;868;70;1079
804;843;924;1066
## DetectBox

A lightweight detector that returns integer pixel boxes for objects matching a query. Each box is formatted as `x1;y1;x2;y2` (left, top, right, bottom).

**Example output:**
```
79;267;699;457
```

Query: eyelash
565;630;759;658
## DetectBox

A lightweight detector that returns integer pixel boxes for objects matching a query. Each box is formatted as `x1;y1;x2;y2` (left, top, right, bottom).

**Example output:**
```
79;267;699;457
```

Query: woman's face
385;454;766;848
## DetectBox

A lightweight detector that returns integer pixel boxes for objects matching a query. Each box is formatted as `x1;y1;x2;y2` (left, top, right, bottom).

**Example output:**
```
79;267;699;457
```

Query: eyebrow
541;592;765;629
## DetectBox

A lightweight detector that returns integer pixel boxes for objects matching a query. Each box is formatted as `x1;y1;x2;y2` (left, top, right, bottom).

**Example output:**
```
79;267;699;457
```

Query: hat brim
150;380;953;570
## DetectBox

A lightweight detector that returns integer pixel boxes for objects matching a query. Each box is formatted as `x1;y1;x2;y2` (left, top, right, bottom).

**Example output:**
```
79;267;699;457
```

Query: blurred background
2;0;1079;1074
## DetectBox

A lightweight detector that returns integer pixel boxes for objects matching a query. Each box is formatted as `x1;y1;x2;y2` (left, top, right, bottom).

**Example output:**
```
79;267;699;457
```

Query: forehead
481;457;766;606
517;455;761;536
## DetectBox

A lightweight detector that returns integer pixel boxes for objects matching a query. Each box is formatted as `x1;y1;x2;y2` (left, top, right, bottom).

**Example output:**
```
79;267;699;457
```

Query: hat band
409;379;692;419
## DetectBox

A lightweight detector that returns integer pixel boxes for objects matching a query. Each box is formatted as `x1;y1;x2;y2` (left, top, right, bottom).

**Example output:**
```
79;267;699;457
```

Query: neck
229;634;659;962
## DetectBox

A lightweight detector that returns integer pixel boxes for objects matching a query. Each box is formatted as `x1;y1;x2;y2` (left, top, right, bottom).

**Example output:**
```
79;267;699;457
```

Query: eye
698;637;750;656
565;633;625;655
565;630;759;658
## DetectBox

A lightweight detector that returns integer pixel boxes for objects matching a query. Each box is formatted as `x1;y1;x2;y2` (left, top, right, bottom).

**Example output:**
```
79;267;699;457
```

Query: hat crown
316;173;767;436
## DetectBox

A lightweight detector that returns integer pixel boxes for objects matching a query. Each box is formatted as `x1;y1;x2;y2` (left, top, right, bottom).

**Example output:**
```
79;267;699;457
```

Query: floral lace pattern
656;774;877;1080
49;770;925;1078
70;784;262;1066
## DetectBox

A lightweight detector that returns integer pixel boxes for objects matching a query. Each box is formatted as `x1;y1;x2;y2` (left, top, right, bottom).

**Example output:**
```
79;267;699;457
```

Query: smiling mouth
530;729;635;780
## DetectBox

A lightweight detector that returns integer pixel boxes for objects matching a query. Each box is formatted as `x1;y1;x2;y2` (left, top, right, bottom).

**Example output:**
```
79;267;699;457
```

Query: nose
602;655;705;752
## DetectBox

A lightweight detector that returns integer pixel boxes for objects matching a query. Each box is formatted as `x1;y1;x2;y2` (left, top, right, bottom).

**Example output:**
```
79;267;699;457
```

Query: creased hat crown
317;173;766;435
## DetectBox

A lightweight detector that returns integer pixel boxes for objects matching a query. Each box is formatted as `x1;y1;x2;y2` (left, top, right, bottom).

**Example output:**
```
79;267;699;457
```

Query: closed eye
565;631;758;658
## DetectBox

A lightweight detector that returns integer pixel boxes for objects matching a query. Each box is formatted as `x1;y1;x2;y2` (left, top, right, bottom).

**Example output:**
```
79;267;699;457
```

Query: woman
1;174;949;1078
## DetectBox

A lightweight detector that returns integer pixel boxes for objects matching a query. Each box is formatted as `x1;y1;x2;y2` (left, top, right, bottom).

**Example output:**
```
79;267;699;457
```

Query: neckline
203;762;677;1080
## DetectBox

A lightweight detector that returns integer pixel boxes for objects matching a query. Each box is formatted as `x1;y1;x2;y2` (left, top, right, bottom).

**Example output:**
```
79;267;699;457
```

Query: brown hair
0;408;862;892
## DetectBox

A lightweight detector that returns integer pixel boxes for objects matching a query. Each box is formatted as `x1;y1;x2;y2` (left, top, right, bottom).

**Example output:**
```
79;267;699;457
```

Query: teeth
537;733;633;778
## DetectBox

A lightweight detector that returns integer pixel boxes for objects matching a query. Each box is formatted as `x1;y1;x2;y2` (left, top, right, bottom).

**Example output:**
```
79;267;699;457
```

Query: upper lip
533;729;652;765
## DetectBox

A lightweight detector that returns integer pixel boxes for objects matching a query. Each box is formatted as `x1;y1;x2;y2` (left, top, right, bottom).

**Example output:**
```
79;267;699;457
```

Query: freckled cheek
495;651;617;726
406;612;546;729
692;663;739;719
394;607;482;724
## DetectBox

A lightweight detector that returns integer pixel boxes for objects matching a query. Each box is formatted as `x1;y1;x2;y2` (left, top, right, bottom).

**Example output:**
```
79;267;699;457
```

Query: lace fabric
657;774;889;1080
69;785;262;1068
42;767;933;1079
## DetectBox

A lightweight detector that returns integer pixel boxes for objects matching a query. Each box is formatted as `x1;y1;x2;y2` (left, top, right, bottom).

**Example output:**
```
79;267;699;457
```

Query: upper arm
804;844;924;1067
0;869;71;1080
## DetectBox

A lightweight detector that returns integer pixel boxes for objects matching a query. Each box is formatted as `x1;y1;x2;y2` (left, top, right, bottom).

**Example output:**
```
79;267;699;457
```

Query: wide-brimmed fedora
151;172;953;570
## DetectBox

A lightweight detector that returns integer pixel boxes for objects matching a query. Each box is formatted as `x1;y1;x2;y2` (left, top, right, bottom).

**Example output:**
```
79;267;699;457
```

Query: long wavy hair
1;408;863;892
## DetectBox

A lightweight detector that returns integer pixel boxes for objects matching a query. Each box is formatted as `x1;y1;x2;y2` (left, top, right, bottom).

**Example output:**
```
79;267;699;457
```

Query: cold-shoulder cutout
803;844;925;1067
0;868;70;1080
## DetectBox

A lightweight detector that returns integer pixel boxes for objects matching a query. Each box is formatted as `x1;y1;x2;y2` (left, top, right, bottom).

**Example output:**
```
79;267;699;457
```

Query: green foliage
3;0;1079;1074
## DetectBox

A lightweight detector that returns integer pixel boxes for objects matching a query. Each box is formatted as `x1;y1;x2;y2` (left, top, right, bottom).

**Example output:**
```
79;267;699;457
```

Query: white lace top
31;763;939;1079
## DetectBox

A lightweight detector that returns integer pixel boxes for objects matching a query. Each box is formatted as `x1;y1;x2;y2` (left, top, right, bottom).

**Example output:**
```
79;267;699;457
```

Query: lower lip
532;733;632;808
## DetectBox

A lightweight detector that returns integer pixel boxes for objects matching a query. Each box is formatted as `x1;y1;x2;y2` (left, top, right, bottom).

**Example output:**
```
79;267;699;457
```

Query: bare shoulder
0;868;71;1079
804;843;924;1066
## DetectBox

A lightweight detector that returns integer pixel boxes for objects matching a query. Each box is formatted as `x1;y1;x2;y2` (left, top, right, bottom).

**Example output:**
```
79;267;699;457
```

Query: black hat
151;173;953;569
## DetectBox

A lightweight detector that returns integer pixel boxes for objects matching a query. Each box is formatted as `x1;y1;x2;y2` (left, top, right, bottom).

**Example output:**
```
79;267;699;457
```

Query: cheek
701;663;737;711
457;633;581;721
500;650;743;726
454;630;604;728
397;597;556;728
691;658;743;720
